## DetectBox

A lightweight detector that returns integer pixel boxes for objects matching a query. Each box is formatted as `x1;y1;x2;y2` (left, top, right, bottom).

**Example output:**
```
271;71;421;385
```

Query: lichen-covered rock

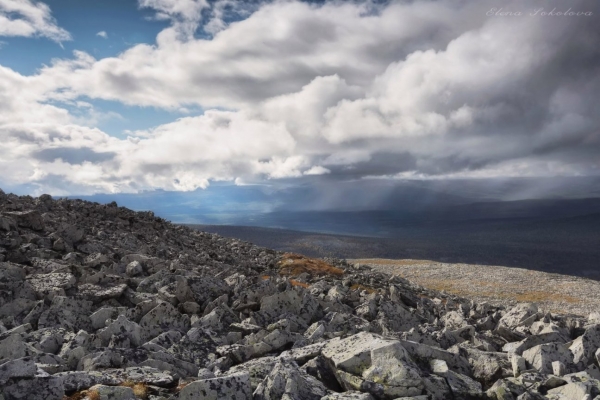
97;315;142;347
3;210;44;231
37;296;92;332
88;384;136;400
2;375;64;400
0;357;37;385
522;342;574;374
430;359;483;399
27;273;76;301
179;372;252;400
227;356;279;391
253;359;327;400
140;301;190;341
570;324;600;367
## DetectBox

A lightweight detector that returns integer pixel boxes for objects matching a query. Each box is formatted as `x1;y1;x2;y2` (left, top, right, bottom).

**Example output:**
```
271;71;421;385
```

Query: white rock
522;342;573;374
179;372;252;400
512;354;527;377
90;307;118;330
570;324;600;367
497;303;539;331
126;260;143;276
253;360;327;400
139;301;190;341
97;315;142;347
553;360;566;376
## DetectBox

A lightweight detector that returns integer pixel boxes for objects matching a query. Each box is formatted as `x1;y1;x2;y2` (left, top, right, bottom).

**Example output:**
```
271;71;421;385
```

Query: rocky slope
1;189;600;400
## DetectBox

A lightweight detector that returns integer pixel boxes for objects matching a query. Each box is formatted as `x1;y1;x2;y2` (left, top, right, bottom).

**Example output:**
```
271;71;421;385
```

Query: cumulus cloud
96;31;107;38
139;0;209;38
0;0;70;42
0;0;599;195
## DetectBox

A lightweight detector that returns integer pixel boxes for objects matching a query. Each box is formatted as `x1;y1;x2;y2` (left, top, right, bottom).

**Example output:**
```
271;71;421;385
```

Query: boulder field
0;189;599;400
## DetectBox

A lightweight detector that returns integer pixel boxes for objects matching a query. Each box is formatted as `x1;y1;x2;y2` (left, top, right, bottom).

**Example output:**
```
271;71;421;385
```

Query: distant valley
190;197;600;279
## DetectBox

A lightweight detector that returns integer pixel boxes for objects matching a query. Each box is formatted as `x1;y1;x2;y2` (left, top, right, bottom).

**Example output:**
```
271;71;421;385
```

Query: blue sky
0;0;190;138
0;0;167;74
0;0;598;215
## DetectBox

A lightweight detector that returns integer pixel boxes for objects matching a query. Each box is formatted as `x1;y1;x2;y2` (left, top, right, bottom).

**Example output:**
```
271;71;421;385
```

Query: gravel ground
351;258;600;317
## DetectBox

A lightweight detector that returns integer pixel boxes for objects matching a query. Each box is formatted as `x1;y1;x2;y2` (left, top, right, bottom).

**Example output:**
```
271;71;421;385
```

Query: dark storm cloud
325;152;418;179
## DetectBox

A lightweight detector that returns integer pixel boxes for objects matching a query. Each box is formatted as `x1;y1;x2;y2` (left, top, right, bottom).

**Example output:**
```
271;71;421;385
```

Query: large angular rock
254;359;328;400
2;376;64;400
430;359;483;399
503;331;569;356
27;273;76;301
54;370;120;392
322;332;424;399
570;324;600;367
139;301;190;341
0;357;37;385
227;356;279;391
179;372;252;400
88;384;136;400
522;342;574;374
323;332;403;375
77;283;128;302
257;289;320;325
97;315;142;347
37;296;92;332
3;210;44;231
400;340;472;376
547;380;600;399
497;303;538;331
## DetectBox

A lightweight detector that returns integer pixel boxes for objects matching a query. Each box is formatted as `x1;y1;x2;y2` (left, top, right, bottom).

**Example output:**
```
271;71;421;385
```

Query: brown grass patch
62;392;88;400
350;283;377;294
290;279;310;288
88;391;100;400
120;380;149;399
407;278;581;312
278;253;344;278
515;291;579;304
352;258;433;266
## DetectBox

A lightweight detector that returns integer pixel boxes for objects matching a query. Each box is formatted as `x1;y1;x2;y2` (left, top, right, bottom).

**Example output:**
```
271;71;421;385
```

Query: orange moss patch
351;258;433;266
350;283;377;294
515;291;579;304
289;279;310;288
62;392;88;400
120;381;149;399
278;253;344;278
260;275;271;280
88;391;100;400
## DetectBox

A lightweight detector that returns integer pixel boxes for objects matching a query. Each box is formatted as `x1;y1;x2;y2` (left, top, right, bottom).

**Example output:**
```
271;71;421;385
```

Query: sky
0;0;599;213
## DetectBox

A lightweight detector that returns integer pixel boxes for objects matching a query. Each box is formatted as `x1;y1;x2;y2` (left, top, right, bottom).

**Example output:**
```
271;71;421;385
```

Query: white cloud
37;0;481;109
0;0;599;195
304;166;331;176
0;0;70;42
139;0;209;38
96;31;107;38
